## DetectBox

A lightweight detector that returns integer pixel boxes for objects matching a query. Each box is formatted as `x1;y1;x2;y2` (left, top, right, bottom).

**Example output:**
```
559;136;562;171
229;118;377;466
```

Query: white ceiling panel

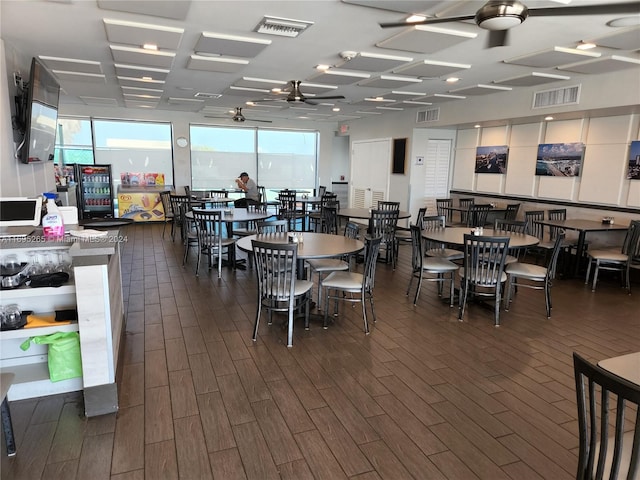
358;75;422;88
186;54;249;73
194;32;271;58
79;96;119;107
114;64;170;81
504;46;600;68
589;27;640;50
308;69;371;85
117;76;165;88
233;77;288;90
449;84;513;95
52;71;107;83
493;72;571;87
393;59;471;78
122;86;164;94
377;25;477;54
110;45;175;68
39;56;103;74
337;51;414;71
557;55;640;74
103;18;184;50
97;0;191;20
415;93;466;103
381;90;428;100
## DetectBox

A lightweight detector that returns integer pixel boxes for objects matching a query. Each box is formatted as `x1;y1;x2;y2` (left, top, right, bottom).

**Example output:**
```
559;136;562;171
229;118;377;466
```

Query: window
54;118;94;165
93;120;174;188
189;125;318;194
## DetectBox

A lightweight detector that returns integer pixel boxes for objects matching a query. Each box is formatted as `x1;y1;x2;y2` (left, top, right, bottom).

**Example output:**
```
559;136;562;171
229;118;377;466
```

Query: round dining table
185;207;271;224
236;232;364;260
423;227;539;248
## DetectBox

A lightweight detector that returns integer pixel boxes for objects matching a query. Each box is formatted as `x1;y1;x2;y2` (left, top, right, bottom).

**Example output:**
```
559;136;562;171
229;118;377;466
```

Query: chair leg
368;290;377;324
323;290;330;329
585;258;592;285
362;294;369;334
494;285;502;327
413;273;422;306
449;272;455;308
287;303;294;348
1;397;16;456
591;261;600;291
458;280;468;321
544;278;551;318
195;245;201;276
253;303;262;342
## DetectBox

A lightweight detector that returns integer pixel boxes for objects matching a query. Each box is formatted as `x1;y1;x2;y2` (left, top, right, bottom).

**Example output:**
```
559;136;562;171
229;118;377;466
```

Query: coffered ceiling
1;0;639;124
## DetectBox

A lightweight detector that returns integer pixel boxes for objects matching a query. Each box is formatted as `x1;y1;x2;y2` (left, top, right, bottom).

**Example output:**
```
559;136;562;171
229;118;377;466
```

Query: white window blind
423;139;452;214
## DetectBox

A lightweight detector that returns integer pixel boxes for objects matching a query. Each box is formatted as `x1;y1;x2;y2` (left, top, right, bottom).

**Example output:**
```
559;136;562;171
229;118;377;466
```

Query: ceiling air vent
194;92;222;99
416;108;440;123
254;16;314;38
533;85;580;109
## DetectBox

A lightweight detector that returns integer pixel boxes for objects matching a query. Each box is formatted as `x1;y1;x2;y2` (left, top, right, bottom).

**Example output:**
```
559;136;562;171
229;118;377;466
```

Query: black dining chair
191;209;236;278
256;219;289;234
321;235;382;334
407;224;459;307
158;190;174;240
493;218;529;265
458;198;475;225
504;203;521;221
467;204;492;228
436;198;453;224
458;234;510;326
505;231;565;318
573;352;640;480
421;215;464;262
251;240;313;348
369;208;400;269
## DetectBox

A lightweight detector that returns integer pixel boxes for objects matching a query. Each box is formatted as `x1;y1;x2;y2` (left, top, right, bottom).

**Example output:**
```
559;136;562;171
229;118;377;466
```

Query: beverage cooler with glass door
73;164;114;218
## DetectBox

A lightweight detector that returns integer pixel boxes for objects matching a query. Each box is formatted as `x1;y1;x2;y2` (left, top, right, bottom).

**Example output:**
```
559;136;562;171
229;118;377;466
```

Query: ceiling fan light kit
475;0;528;31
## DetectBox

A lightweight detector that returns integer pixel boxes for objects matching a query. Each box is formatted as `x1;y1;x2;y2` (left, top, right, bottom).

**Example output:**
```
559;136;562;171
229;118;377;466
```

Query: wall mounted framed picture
627;140;640;180
536;142;584;177
475;145;508;174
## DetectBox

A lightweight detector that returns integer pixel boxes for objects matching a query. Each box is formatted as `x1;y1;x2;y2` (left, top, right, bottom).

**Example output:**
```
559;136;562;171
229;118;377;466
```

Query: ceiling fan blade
247;118;272;123
379;14;475;28
313;95;346;100
528;2;640;17
487;29;509;48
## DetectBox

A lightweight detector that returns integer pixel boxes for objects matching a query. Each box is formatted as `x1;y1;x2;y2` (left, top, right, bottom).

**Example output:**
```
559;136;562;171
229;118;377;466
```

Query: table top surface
186;208;271;222
277;195;323;204
535;218;629;232
191;196;234;204
423;227;540;248
598;352;640;386
337;207;412;220
236;232;364;259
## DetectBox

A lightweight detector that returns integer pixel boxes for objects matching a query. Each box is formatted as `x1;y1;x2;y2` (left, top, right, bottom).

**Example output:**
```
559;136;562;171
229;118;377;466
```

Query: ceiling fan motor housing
476;0;529;30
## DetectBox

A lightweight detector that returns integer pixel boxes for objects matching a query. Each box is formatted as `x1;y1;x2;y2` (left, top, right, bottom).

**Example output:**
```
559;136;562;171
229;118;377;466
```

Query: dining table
422;226;540;248
534;218;629;277
598;351;640;386
441;204;507;226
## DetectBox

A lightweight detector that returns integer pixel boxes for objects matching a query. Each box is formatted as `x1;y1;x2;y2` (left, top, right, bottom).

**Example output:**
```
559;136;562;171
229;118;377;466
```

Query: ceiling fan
254;80;346;105
379;1;640;48
205;107;272;123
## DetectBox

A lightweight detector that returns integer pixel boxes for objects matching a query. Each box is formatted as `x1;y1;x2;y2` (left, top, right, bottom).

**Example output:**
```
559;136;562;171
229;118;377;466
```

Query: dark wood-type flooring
2;222;639;479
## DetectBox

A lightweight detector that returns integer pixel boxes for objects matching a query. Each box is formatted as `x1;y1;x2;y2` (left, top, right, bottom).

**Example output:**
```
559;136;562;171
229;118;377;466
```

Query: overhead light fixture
446;77;460;83
143;43;158;51
545;116;554;121
332;107;340;112
607;16;640;27
254;15;314;37
316;64;331;71
406;14;426;23
577;42;596;50
474;124;481;128
476;0;528;30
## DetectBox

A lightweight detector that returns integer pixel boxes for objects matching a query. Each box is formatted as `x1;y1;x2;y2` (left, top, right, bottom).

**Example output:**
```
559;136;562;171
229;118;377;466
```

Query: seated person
234;172;260;208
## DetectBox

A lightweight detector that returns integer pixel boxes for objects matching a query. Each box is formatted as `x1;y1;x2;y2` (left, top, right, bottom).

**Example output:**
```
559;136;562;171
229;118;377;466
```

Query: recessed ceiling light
316;64;331;71
446;77;460;83
143;43;158;51
545;116;554;121
607;16;640;27
474;124;481;128
576;42;596;50
332;107;340;112
272;88;282;93
406;14;426;23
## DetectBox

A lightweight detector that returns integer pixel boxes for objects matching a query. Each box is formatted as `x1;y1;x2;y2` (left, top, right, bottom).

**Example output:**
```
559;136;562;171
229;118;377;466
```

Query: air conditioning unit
416;108;440;123
533;85;580;108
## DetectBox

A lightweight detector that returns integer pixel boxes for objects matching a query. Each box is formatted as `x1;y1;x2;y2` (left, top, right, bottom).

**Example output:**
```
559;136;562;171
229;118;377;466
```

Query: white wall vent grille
416;108;440;123
533;85;580;109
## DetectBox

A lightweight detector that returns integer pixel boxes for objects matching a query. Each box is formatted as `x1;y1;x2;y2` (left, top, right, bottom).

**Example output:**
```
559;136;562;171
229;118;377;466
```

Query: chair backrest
629;220;640;262
169;194;191;224
252;240;298;302
436;198;453;221
409;224;425;273
525;210;545;240
363;235;383;292
573;352;640;480
467;204;492;227
546;230;566;280
494;218;527;234
421;214;446;230
378;200;400;211
459;198;475;224
462;234;510;287
370;209;399;246
159;190;172;216
317;185;327;197
344;221;360;239
257;219;289;233
547;208;566;221
192;208;225;249
504;203;520;221
279;190;297;208
183;185;191;197
414;207;427;228
322;205;339;234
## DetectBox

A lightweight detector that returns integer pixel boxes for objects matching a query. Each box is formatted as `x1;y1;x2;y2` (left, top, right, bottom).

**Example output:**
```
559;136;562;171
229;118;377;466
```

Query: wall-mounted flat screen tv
14;57;60;164
536;142;584;177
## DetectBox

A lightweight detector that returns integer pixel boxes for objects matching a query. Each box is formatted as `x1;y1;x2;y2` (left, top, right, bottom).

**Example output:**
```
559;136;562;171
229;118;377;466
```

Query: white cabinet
0;235;124;416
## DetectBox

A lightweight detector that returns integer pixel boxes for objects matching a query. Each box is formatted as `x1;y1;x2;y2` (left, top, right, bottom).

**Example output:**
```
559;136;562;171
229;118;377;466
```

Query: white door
350;139;391;208
423;139;452;214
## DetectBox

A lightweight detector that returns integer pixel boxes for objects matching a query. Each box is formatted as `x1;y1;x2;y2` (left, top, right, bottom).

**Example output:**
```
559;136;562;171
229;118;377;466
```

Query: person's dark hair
239;172;248;178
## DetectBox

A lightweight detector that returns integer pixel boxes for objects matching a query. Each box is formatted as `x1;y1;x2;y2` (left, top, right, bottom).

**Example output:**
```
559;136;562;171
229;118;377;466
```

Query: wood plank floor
2;222;639;479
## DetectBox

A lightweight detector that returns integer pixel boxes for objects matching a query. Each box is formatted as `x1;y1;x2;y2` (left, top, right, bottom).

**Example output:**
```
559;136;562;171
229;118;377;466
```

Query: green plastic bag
20;332;83;382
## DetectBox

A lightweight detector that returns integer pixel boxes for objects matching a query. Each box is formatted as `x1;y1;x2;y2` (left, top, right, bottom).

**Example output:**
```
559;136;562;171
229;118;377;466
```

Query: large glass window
189;125;318;194
54;117;94;165
93;120;174;188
